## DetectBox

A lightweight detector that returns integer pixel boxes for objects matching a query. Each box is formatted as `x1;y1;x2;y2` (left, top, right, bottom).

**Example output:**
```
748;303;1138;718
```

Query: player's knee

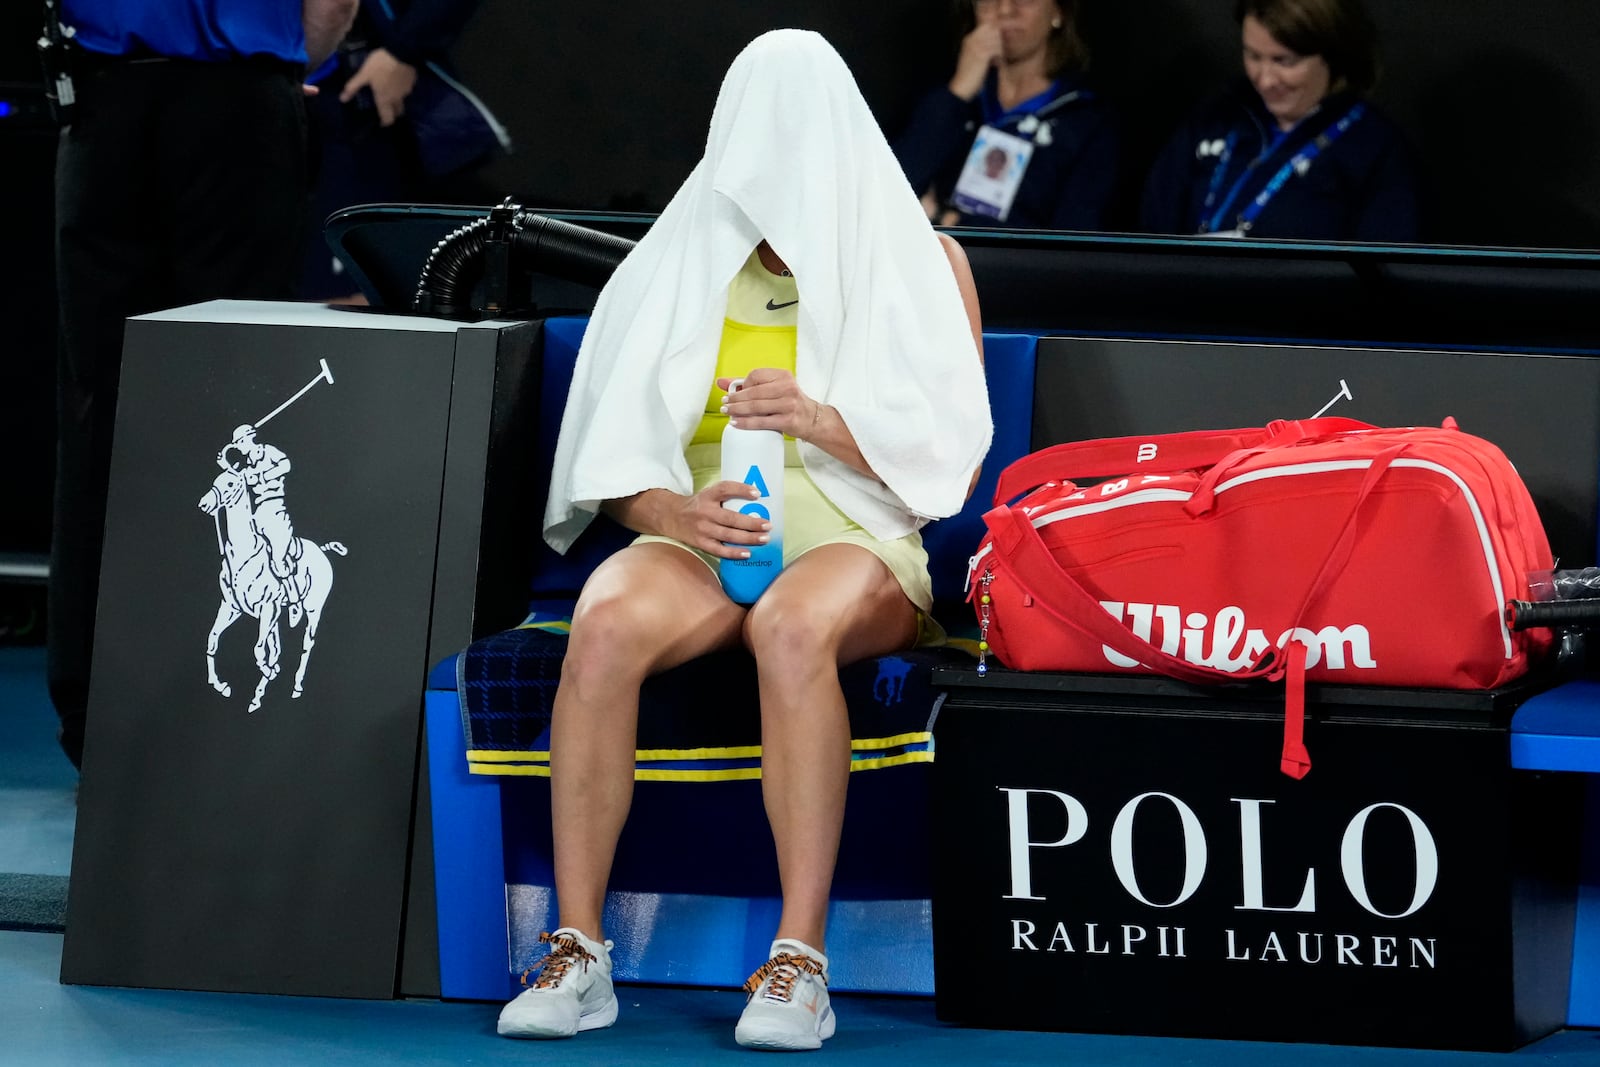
744;593;833;673
564;590;659;682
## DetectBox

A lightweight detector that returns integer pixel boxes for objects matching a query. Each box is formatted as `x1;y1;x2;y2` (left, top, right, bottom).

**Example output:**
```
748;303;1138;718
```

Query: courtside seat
1511;680;1600;774
426;317;1039;1000
1510;679;1600;1026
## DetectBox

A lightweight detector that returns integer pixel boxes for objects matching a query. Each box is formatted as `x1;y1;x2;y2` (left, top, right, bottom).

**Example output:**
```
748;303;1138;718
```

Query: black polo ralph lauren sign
929;668;1579;1051
62;301;538;999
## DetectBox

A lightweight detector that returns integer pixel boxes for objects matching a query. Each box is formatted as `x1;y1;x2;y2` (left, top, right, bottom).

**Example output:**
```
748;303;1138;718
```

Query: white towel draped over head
542;28;993;553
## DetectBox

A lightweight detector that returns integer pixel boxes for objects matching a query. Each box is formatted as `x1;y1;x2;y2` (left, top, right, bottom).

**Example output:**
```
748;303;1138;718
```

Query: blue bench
426;318;1039;1000
1510;682;1600;1026
424;317;1600;1027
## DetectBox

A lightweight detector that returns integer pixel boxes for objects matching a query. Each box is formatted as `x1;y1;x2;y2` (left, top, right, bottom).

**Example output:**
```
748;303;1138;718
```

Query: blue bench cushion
1511;679;1600;772
456;619;978;777
921;331;1038;605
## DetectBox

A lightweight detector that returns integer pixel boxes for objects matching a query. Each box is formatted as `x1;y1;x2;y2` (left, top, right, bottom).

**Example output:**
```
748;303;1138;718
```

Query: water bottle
719;379;784;604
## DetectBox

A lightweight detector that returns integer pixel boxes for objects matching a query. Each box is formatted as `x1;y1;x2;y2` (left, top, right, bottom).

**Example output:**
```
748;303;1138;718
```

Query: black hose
414;216;492;316
413;208;636;316
512;215;637;290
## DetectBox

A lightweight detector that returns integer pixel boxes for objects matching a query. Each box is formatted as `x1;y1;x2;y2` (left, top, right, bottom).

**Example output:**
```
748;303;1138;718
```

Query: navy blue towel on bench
456;617;977;779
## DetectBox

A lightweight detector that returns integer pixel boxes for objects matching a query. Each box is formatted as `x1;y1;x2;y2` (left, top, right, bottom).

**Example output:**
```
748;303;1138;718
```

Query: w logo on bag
1097;601;1377;673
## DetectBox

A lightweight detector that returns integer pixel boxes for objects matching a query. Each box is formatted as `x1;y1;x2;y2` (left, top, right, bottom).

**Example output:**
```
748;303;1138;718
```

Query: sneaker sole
578;995;621;1033
734;1005;835;1051
497;993;619;1039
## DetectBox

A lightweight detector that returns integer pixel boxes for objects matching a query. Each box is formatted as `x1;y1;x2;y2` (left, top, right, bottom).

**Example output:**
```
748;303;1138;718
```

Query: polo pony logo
873;656;913;705
197;359;348;712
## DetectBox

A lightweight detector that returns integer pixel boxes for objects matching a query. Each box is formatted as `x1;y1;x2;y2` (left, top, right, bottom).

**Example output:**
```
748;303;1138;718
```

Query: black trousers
51;57;310;767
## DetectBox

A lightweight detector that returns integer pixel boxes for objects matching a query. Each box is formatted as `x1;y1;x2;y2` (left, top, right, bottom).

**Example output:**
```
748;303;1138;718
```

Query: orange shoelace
520;931;597;990
742;951;826;1001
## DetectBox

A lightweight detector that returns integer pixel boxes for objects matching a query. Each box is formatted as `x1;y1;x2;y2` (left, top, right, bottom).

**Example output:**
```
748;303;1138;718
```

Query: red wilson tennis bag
967;417;1555;779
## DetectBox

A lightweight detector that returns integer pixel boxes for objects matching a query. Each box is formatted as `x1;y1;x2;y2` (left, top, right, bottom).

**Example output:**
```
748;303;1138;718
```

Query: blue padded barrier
426;687;512;1002
496;769;939;993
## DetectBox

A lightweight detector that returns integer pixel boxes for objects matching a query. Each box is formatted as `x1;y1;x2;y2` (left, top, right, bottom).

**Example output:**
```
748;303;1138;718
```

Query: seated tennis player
497;28;991;1051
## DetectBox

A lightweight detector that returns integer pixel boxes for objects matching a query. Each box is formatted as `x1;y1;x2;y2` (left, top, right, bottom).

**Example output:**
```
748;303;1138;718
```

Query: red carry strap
1262;416;1375;443
981;439;1406;780
994;418;1378;506
1280;650;1312;779
1186;417;1379;516
981;505;1284;689
994;428;1269;506
1267;442;1409;779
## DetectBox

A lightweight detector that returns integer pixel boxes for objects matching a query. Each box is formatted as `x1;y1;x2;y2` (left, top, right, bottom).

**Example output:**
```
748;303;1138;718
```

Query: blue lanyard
1202;102;1366;234
980;78;1059;127
1200;131;1247;228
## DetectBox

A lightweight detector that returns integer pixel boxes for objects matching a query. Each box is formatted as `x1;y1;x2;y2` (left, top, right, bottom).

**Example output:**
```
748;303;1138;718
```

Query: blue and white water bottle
719;379;784;604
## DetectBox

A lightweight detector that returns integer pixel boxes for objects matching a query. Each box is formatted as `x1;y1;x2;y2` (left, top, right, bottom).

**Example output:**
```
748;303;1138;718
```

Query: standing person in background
1139;0;1420;242
894;0;1121;232
299;0;510;301
47;0;357;769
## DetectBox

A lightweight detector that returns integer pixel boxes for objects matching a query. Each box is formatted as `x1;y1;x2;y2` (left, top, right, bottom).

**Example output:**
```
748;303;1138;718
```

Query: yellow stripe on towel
468;751;935;778
467;732;930;768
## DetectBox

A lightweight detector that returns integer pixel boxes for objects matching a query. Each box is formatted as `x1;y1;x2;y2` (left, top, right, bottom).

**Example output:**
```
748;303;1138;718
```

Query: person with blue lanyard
893;0;1122;232
45;0;356;770
1139;0;1420;242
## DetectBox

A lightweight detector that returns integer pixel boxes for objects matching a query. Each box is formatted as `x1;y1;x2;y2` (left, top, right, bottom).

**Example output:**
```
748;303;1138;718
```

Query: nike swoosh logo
766;298;799;311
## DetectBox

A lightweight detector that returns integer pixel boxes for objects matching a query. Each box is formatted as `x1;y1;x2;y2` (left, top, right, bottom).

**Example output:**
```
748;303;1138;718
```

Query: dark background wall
3;0;1600;558
447;1;947;212
453;0;1600;248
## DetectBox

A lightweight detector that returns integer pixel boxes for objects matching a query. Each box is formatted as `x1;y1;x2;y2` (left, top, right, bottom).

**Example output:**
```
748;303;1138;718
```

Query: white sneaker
497;928;618;1038
734;938;835;1051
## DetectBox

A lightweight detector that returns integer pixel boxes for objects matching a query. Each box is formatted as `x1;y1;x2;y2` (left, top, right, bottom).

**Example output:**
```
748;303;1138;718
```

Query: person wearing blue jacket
894;0;1121;232
47;0;357;769
1139;0;1420;243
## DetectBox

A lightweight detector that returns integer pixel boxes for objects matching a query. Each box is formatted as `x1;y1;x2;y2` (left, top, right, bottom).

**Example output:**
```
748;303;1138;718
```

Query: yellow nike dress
633;248;935;614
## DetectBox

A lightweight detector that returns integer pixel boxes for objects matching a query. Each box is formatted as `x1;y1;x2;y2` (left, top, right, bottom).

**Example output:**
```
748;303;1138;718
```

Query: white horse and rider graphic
197;360;347;712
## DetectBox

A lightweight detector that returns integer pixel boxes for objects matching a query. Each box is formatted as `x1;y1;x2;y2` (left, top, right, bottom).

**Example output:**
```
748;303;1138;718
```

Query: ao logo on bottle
719;381;785;604
733;464;773;521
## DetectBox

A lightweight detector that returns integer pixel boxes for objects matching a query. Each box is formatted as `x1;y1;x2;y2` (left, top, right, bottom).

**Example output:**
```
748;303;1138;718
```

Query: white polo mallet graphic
1311;378;1353;418
198;359;347;711
256;358;335;431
